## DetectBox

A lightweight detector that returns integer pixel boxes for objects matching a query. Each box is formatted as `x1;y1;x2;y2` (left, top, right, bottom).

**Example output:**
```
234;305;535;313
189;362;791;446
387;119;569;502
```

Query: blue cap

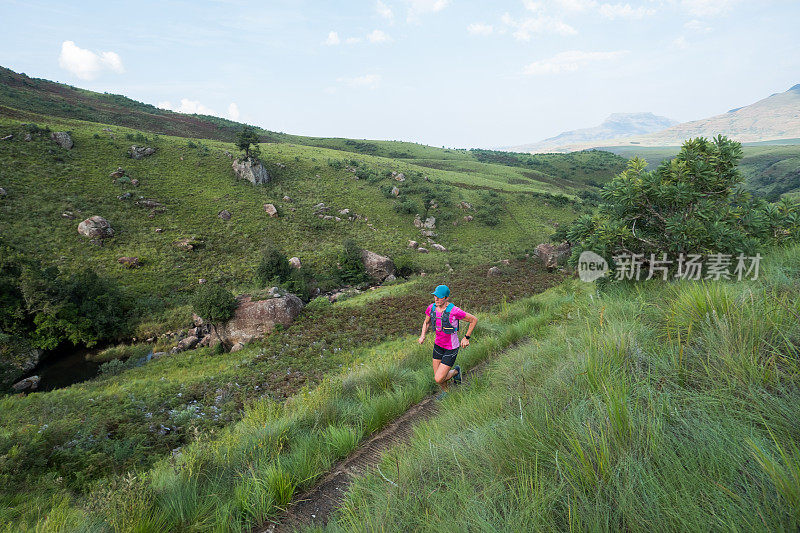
431;285;450;298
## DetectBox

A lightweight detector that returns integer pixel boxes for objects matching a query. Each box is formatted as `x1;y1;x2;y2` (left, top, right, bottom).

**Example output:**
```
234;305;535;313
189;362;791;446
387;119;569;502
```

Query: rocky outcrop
217;294;303;346
0;342;44;390
129;146;155;159
171;336;199;354
78;216;114;239
414;215;436;229
50;131;73;149
535;242;572;269
12;375;40;392
360;250;395;282
232;157;270;185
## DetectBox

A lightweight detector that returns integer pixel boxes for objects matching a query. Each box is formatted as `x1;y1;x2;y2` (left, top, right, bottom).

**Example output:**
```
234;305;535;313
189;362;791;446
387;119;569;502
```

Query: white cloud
324;31;341;46
58;41;125;80
502;12;577;40
367;29;392;43
523;49;629;75
158;98;218;116
467;23;494;35
406;0;449;22
684;19;712;32
599;3;655;19
523;0;544;11
679;0;740;17
555;0;598;11
337;74;382;89
227;103;240;121
376;0;394;19
346;36;363;44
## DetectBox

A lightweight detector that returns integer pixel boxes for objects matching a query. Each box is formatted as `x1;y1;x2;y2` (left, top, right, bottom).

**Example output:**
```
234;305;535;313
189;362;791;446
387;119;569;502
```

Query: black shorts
432;344;459;367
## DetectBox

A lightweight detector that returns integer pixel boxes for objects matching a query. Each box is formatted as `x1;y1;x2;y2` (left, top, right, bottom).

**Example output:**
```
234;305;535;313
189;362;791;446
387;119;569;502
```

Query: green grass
322;244;800;532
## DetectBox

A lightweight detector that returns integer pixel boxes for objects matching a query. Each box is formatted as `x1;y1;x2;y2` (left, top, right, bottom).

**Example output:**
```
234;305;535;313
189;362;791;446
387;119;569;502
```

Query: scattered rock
50;132;73;149
283;195;293;202
313;202;327;212
420;230;436;238
217;293;304;345
501;259;510;265
1;134;12;141
103;128;113;132
384;274;397;283
155;228;163;233
334;217;341;222
446;263;454;273
463;215;474;222
391;186;400;197
129;146;156;159
360;250;395;282
408;240;418;248
289;257;301;269
423;216;436;229
12;376;40;392
198;278;207;284
218;210;232;220
174;238;200;251
0;187;6;196
264;203;278;218
61;211;75;219
323;215;334;220
24;133;31;141
395;173;405;181
117;192;132;200
459;201;473;210
224;150;232;158
417;247;429;253
78;216;114;239
339;208;350;215
535;242;572;269
110;167;125;179
230;342;245;353
232;157;270;185
431;243;448;252
487;266;502;276
136;199;163;209
117;256;140;268
172;336;199;353
130;179;139;187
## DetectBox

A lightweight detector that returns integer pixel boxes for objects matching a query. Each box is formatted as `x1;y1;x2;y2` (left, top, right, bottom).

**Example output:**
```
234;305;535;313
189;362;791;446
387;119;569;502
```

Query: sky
1;0;799;148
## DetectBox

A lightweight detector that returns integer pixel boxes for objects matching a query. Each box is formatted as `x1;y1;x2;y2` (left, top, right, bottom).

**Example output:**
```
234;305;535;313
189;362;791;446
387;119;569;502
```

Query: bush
255;245;291;286
191;284;236;323
394;255;419;278
338;239;369;285
476;191;503;226
395;199;421;215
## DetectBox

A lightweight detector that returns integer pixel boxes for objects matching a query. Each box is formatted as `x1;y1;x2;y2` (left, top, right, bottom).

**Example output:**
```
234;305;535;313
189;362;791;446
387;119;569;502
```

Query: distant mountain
507;112;678;153
524;84;800;153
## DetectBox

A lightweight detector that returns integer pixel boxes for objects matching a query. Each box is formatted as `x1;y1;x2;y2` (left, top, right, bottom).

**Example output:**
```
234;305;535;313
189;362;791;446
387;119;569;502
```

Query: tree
255;244;291;286
235;125;261;159
337;239;368;285
566;136;800;266
191;284;237;324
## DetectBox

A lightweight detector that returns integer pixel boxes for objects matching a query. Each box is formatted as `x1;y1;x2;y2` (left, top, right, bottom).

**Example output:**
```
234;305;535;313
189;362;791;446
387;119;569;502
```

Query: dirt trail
258;363;488;533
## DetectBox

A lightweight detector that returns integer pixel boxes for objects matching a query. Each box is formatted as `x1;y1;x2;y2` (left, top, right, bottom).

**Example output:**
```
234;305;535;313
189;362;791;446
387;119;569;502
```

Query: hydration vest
429;303;459;335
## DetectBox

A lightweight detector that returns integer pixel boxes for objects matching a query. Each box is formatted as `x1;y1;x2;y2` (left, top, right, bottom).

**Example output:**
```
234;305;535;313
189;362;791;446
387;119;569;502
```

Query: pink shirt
426;303;467;350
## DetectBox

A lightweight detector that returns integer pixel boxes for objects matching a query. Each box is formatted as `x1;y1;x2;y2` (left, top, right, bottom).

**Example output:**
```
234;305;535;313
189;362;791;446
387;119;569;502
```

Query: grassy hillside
325;244;800;532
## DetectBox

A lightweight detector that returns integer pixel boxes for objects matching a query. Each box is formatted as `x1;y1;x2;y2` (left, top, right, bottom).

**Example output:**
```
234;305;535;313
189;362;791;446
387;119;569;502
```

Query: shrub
191;284;236;323
394;255;419;278
395;199;421;215
255;245;291;286
338;239;369;285
476;191;503;226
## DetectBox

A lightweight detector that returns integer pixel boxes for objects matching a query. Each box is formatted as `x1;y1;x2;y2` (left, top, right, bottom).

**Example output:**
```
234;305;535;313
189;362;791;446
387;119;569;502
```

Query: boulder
173;237;201;251
413;215;423;228
283;195;292;202
78;216;114;239
129;146;156;159
535;242;572;269
24;133;32;141
459;201;473;210
360;250;395;282
136;199;163;209
0;187;6;196
394;173;405;181
0;344;44;389
62;211;75;219
423;216;436;229
218;210;232;220
155;228;163;233
110;167;125;179
408;240;418;249
50;131;73;149
417;247;429;253
217;294;304;345
232;157;270;185
198;278;207;284
289;257;302;269
384;274;397;283
117;256;140;268
229;342;245;353
264;203;278;218
463;215;474;222
391;186;400;197
130;179;139;187
487;266;502;276
171;336;199;354
12;375;40;392
431;243;448;252
339;208;350;215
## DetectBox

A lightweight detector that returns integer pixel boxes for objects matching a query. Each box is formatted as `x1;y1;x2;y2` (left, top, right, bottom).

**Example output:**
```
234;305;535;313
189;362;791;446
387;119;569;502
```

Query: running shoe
453;365;462;385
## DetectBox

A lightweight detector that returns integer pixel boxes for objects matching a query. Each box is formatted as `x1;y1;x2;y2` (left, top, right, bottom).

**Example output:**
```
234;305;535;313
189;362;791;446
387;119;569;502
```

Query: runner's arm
460;312;477;348
418;315;431;344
